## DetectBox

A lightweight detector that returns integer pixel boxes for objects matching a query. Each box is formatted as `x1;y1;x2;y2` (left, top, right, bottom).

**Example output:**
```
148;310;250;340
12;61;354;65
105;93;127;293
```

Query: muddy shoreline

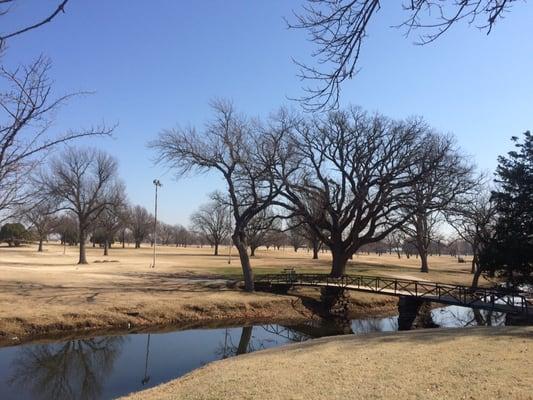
0;291;398;348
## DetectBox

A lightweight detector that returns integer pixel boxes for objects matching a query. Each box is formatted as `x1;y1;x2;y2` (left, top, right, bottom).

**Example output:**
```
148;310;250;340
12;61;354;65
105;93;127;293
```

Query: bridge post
320;286;349;318
397;296;423;330
398;297;438;330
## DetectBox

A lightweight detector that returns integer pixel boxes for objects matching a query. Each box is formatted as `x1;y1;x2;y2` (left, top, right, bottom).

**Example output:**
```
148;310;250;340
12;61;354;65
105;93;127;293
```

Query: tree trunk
214;242;219;256
420;250;429;273
250;246;256;257
471;265;484;288
38;237;43;252
330;245;349;277
104;239;109;256
233;232;254;292
79;228;88;264
135;241;140;249
312;243;319;260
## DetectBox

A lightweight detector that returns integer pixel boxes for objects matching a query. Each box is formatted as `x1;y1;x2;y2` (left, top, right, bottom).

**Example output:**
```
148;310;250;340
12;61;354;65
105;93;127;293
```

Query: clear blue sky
3;1;532;226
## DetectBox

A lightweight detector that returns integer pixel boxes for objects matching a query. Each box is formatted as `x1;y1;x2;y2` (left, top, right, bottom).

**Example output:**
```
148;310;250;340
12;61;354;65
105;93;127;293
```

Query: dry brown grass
123;326;533;400
0;242;483;344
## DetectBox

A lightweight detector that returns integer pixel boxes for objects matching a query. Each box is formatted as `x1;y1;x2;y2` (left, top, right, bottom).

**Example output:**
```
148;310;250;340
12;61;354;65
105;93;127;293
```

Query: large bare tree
290;0;524;110
0;57;112;222
39;147;123;264
190;197;231;256
400;133;476;272
275;107;439;277
150;100;286;291
129;205;152;248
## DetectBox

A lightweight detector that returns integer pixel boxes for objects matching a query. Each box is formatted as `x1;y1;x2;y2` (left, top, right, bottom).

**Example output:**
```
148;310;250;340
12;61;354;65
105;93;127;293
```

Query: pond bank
122;326;533;400
0;286;397;347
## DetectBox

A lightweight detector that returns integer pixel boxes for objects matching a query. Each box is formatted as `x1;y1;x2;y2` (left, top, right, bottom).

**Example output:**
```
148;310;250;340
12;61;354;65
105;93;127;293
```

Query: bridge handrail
255;273;529;313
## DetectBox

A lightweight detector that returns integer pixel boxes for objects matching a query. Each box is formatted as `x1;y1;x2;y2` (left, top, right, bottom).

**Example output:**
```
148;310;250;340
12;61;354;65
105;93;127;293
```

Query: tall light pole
151;179;162;268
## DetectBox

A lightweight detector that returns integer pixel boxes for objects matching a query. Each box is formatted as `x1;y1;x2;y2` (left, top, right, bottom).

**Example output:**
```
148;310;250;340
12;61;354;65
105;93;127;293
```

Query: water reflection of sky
0;305;509;400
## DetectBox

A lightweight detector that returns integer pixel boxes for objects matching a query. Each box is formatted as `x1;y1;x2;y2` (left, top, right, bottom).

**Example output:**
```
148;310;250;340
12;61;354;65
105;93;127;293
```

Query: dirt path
122;326;533;400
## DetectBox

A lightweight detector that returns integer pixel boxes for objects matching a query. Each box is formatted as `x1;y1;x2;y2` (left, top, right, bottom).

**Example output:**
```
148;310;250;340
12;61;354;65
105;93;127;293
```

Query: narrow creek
0;305;510;400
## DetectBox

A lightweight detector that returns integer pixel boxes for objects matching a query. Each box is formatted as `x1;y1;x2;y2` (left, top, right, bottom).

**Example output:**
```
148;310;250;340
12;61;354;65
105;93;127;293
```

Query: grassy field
122;326;533;400
0;242;482;344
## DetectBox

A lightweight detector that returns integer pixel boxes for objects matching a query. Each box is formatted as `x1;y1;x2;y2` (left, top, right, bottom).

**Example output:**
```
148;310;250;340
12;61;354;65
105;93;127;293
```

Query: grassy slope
123;326;533;400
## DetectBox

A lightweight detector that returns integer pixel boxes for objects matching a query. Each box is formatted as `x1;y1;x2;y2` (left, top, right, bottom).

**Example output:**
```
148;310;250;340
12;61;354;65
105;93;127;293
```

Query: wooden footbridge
255;272;532;315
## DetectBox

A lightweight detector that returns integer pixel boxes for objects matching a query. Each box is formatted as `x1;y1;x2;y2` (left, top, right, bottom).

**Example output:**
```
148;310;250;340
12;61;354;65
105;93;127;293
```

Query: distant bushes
0;223;31;247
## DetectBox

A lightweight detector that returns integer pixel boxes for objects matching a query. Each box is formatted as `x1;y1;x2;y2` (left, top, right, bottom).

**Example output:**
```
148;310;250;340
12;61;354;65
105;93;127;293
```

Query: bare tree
288;202;325;259
150;100;286;291
447;187;495;276
20;198;58;252
117;205;131;248
54;213;78;245
157;222;176;246
0;1;69;51
276;107;438;277
95;198;127;256
0;57;112;222
190;197;231;256
386;231;406;259
401;133;476;272
290;0;523;110
245;209;279;257
39;147;123;264
286;220;307;253
174;224;191;247
129;205;152;248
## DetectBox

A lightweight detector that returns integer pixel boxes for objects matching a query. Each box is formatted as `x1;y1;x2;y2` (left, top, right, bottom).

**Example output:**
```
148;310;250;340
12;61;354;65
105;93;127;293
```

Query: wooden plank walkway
255;273;532;315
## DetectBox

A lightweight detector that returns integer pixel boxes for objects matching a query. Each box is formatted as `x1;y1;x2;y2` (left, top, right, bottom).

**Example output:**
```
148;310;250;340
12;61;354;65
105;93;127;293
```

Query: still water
0;305;506;400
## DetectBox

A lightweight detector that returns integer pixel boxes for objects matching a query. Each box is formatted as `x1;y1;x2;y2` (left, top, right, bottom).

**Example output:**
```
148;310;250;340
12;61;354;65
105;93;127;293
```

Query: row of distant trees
188;195;477;260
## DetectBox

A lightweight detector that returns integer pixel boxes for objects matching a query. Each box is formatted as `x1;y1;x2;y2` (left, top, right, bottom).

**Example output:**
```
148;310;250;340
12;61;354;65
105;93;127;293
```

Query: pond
0;305;507;400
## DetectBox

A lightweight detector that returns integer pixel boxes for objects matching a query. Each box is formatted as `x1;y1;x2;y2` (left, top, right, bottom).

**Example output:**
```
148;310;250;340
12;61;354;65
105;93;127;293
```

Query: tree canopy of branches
151;100;286;291
245;209;279;256
129;205;153;248
0;56;112;222
39;147;124;264
478;132;533;287
54;214;78;245
276;107;443;277
190;197;230;256
400;133;475;272
290;0;524;110
20;197;58;252
447;188;495;275
94;199;127;256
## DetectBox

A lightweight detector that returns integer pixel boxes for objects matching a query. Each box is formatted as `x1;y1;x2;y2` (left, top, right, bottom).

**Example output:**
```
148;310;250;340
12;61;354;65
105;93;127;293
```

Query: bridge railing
255;273;530;314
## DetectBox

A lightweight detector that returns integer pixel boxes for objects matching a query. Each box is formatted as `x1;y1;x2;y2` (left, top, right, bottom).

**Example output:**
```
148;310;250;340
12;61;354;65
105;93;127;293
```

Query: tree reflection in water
215;326;263;358
433;306;505;327
8;337;125;400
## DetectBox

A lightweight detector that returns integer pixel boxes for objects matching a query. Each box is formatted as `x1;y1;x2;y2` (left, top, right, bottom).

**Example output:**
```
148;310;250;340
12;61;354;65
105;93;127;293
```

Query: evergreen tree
478;132;533;287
